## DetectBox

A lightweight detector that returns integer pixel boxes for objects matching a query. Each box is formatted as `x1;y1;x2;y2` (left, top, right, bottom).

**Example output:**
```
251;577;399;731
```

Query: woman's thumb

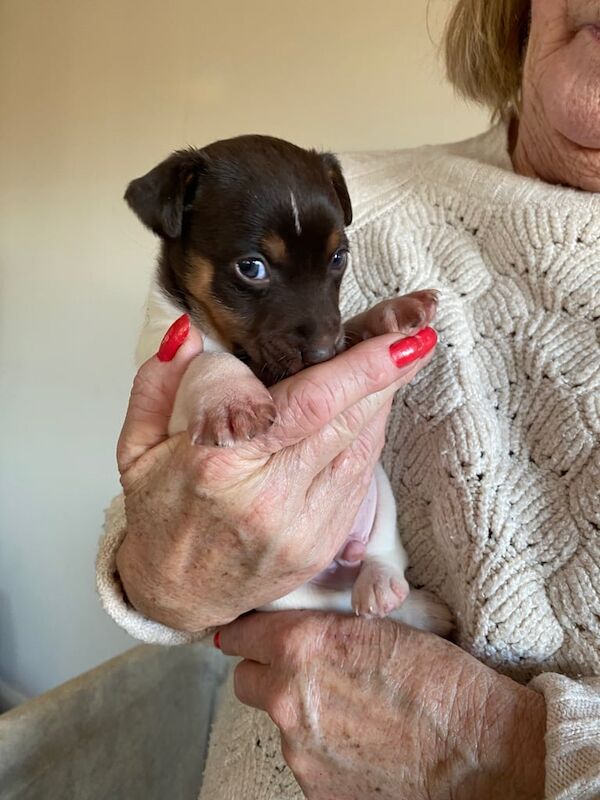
117;315;203;474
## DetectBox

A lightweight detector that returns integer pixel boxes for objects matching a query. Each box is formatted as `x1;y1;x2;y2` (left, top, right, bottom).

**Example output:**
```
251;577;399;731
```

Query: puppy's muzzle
302;342;337;366
301;330;346;366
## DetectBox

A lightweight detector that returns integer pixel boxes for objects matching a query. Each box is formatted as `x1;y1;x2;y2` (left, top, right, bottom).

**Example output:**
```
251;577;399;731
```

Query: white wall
0;0;488;697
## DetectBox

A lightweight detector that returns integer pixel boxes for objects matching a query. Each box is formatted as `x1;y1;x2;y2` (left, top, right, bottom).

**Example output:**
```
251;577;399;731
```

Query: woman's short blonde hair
443;0;531;118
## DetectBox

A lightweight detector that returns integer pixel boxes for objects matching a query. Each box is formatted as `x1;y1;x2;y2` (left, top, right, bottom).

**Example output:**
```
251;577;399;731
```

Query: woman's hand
220;612;546;800
115;315;436;633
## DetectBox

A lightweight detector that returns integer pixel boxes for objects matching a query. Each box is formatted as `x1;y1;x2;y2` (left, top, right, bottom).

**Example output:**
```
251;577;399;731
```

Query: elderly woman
97;0;600;797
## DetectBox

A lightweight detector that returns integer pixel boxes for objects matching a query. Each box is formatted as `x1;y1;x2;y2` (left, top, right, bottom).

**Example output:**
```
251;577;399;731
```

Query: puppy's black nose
301;344;336;366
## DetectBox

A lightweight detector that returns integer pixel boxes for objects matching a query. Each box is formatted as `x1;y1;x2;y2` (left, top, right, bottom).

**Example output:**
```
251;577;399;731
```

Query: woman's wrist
115;532;214;632
449;669;546;800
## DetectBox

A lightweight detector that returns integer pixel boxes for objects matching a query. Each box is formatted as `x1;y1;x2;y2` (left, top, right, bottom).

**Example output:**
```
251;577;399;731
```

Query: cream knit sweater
97;123;600;799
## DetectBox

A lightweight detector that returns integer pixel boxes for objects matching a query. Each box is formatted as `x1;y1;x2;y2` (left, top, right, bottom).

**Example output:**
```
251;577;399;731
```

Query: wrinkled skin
512;0;600;190
113;1;599;794
115;293;545;798
214;2;600;791
116;322;434;632
221;612;546;800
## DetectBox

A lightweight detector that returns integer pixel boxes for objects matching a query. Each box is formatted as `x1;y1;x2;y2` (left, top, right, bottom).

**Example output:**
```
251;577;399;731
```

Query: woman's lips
583;24;600;41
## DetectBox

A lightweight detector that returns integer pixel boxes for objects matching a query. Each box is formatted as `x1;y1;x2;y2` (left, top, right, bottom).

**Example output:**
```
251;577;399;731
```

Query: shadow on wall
0;591;30;711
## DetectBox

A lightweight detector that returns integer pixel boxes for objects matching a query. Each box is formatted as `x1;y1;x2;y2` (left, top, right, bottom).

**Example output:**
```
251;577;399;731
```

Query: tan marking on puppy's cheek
185;255;247;349
186;255;215;298
209;303;248;351
262;234;288;264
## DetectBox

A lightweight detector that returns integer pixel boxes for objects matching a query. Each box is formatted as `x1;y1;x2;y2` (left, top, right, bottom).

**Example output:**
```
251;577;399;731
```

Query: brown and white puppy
125;136;451;634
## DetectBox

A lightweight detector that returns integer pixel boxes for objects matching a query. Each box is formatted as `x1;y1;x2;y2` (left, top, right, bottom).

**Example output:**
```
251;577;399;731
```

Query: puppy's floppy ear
320;152;352;226
124;148;207;239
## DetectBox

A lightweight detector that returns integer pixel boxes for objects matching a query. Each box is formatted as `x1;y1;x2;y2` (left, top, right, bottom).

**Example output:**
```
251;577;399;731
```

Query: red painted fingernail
389;327;438;368
157;314;190;362
213;631;221;649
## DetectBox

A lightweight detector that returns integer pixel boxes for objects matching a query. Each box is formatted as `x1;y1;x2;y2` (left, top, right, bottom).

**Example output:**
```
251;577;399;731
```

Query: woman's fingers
327;402;390;478
233;660;271;710
219;611;278;663
117;317;203;474
219;610;312;663
302;405;389;537
117;315;437;481
291;344;436;476
266;329;437;454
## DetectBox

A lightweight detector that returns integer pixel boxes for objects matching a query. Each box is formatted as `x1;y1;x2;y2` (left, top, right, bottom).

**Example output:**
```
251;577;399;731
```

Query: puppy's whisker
258;362;271;380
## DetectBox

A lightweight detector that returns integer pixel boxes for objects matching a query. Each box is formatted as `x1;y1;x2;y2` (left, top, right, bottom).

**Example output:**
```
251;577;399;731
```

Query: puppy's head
125;135;352;382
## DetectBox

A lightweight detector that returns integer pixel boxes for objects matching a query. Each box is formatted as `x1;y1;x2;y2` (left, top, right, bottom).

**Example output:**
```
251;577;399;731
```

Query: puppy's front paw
189;397;276;447
365;289;439;337
352;559;409;618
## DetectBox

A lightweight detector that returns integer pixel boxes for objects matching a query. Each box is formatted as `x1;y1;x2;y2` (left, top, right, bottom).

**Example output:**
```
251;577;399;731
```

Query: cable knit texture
97;123;600;799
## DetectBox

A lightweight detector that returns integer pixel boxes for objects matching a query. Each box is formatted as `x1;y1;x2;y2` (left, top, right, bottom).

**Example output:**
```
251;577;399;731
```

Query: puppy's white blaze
290;190;302;236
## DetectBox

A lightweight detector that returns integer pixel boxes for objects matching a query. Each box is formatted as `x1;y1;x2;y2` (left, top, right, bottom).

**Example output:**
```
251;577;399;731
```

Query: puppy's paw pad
230;400;277;441
352;562;409;619
189;398;276;447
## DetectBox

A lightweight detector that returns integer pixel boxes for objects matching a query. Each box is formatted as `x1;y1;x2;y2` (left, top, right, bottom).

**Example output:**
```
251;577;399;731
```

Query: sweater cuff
96;494;213;646
529;673;600;800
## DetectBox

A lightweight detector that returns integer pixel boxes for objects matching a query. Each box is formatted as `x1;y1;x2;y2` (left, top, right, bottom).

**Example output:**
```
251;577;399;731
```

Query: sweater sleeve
529;673;600;800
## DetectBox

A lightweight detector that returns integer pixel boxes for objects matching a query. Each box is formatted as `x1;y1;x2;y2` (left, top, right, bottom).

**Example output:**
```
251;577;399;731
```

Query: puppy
125;135;451;635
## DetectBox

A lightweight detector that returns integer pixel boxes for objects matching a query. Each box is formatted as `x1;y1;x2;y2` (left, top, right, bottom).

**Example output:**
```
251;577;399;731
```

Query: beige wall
0;0;488;697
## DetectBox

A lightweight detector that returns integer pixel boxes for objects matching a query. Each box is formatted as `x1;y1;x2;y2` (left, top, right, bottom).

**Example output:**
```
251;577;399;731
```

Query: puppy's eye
330;249;348;271
235;258;269;284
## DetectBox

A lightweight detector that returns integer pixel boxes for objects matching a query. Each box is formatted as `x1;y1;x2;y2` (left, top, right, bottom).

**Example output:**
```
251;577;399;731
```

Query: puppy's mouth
235;333;346;385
